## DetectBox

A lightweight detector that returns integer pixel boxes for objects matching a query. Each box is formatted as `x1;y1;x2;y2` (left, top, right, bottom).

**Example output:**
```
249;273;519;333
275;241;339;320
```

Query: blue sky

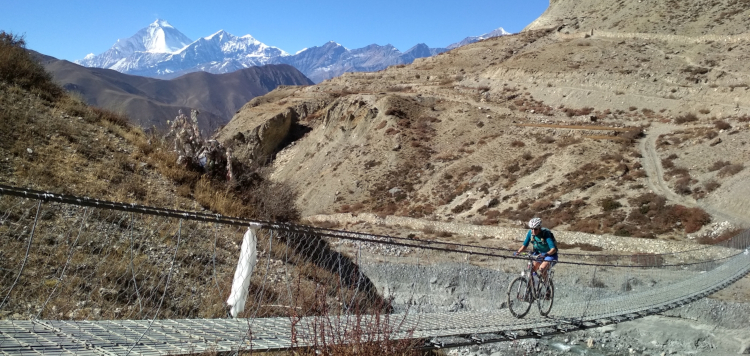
2;0;548;61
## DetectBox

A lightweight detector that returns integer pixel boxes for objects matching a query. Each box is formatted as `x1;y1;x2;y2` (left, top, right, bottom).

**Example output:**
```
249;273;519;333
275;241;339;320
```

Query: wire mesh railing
1;184;749;354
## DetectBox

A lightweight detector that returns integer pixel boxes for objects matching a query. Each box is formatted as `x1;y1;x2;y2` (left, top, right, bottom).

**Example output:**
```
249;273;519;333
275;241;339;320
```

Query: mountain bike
507;252;555;318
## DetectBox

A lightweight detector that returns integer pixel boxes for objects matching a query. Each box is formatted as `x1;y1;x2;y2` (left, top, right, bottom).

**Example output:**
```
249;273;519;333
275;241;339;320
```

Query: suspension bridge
1;184;749;355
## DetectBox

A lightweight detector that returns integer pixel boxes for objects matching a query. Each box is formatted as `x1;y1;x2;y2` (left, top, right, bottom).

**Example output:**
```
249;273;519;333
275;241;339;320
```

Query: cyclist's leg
539;261;550;281
540;255;558;282
532;260;541;272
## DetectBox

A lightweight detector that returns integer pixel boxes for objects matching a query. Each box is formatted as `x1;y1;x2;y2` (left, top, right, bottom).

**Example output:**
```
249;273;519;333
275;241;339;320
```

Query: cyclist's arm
517;231;531;254
546;236;557;255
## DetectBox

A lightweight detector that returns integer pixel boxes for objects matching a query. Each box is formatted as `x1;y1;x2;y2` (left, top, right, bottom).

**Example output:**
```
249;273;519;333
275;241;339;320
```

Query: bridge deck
2;251;748;355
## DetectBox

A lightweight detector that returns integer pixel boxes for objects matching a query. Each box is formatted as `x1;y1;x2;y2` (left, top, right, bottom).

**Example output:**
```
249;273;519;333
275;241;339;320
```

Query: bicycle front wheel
537;278;554;316
507;276;533;318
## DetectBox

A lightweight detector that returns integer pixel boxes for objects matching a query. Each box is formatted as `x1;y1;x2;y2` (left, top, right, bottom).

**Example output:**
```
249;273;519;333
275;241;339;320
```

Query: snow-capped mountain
272;42;447;83
78;20;192;70
446;27;511;49
77;20;509;83
77;19;289;78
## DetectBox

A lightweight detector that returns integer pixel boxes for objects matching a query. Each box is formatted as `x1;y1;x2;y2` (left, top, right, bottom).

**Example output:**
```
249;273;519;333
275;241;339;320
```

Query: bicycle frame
507;253;555;318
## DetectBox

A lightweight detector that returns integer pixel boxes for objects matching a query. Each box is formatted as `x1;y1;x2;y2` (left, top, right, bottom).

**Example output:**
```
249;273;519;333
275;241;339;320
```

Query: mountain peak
206;29;231;40
110;19;193;54
446;27;512;49
151;19;174;29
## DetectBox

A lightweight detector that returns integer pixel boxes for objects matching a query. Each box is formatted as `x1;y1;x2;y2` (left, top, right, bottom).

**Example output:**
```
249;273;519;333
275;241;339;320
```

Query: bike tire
507;276;533;318
537;278;554;316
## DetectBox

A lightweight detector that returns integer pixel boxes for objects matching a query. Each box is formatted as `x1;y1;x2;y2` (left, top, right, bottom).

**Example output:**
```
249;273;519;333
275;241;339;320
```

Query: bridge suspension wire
0;184;749;355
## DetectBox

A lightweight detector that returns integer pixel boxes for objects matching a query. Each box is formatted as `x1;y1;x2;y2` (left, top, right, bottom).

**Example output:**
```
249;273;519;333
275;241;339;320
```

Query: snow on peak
206;29;230;40
151;19;174;29
143;24;188;53
84;53;95;59
480;27;511;39
102;19;194;54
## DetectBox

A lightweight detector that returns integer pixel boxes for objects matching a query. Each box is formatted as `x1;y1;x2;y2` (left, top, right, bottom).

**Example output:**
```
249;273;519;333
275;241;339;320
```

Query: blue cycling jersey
523;228;557;256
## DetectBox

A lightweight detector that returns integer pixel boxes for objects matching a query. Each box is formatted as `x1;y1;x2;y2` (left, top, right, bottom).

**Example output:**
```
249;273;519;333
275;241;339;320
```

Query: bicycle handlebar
513;252;546;261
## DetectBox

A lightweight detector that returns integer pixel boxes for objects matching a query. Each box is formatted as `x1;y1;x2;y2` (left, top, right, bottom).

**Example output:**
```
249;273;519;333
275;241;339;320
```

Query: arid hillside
526;0;750;36
216;0;750;242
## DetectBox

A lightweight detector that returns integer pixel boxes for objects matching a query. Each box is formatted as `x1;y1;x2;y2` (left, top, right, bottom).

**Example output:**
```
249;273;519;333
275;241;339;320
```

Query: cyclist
514;217;558;283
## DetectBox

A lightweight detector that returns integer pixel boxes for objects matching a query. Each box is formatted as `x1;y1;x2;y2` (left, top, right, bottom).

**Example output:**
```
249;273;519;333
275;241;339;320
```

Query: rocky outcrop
240;108;296;162
217;86;337;164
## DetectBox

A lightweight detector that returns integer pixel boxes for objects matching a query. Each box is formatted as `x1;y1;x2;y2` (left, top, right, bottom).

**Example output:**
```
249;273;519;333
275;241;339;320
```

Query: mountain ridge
45;57;313;132
76;20;509;83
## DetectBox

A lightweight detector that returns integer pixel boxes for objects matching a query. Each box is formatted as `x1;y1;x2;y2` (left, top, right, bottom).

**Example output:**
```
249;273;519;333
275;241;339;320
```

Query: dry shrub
437;231;453;238
375;202;398;218
704;179;720;192
384;108;405;117
531;199;554;211
556;136;582;147
386;85;411;92
708;160;730;172
451;198;475;214
91;106;130;129
673;175;692;195
563;107;594;117
338;202;364;214
714;120;732;130
717;164;744;178
510;140;525;147
600;197;622;211
619;128;644;143
571;218;599;234
408;204;434;218
439;78;454;85
622;193;709;235
674;113;698;124
194;177;252;217
150;149;202;186
669;205;711;233
483;209;500;222
537;136;555;144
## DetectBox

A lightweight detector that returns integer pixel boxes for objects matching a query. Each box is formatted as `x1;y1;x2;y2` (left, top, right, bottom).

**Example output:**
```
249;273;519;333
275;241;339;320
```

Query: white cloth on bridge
227;226;259;318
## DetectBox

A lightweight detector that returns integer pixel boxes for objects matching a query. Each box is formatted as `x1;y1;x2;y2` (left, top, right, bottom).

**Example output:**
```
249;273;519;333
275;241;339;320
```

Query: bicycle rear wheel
507;276;533;318
537;278;554;316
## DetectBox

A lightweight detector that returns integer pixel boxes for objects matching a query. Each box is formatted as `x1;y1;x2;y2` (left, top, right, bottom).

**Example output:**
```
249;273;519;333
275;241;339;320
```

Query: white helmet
528;217;542;229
